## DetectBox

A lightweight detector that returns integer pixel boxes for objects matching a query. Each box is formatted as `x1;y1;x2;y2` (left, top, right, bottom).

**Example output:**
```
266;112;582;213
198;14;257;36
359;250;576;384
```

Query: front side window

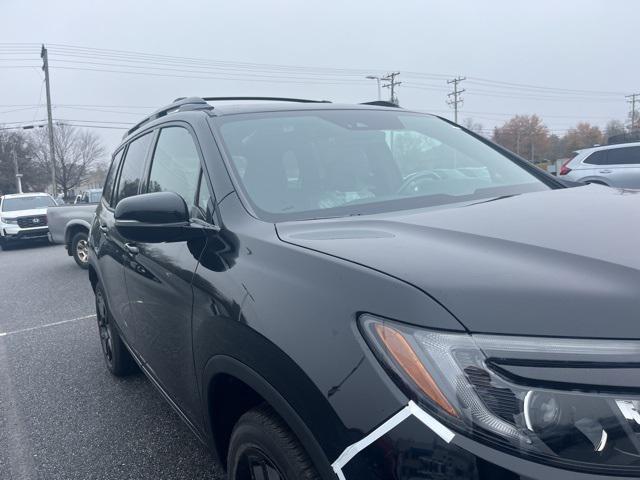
215;110;551;221
147;127;201;210
116;133;152;203
1;195;56;212
102;150;123;206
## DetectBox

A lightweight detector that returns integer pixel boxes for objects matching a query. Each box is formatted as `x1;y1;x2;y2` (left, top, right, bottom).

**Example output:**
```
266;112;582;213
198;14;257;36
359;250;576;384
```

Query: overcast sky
2;0;638;154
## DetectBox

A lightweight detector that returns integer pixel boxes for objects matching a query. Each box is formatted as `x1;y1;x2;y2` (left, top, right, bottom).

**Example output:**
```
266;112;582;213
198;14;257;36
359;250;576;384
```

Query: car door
605;146;640;188
94;133;153;347
123;125;207;424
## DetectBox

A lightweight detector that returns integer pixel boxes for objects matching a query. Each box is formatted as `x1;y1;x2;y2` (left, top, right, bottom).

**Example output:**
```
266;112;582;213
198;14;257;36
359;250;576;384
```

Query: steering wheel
397;171;441;195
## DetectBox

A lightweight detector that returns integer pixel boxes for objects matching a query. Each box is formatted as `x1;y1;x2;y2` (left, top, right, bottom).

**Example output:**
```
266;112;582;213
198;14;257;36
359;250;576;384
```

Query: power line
0;42;633;98
447;76;466;123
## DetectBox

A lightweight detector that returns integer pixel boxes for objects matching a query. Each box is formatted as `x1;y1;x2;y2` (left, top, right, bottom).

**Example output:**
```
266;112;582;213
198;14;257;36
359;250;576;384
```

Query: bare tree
31;124;106;198
604;119;626;141
0;129;50;195
461;117;484;135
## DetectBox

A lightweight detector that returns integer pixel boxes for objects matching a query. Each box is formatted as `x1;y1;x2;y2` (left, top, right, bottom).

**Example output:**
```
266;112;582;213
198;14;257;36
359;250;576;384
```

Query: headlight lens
1;216;17;224
361;314;640;476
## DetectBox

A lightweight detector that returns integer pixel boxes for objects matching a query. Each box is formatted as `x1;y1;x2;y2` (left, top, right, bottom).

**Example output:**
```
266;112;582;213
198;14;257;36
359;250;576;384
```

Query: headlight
1;217;17;224
361;314;640;476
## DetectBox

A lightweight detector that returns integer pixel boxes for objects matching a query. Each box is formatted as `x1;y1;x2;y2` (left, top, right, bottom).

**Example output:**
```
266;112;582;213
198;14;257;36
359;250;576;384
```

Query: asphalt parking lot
0;242;224;480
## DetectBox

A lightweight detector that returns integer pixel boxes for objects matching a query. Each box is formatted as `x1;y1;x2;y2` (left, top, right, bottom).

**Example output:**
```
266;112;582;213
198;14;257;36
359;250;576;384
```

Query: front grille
17;215;48;228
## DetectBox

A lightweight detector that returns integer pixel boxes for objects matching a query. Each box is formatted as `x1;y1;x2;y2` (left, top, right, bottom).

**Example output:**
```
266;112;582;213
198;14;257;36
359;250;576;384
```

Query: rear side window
583;150;607;165
116;133;152;203
102;149;123;206
607;146;640;165
147;127;201;208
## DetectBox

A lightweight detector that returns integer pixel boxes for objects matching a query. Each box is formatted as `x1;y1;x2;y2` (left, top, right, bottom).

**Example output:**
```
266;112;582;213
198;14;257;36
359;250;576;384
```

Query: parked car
89;97;640;480
74;188;103;205
47;190;101;268
0;192;56;250
559;141;640;187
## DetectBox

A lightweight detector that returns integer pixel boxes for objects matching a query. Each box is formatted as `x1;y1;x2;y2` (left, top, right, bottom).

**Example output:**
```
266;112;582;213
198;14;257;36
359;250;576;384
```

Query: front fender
64;219;92;244
201;355;338;479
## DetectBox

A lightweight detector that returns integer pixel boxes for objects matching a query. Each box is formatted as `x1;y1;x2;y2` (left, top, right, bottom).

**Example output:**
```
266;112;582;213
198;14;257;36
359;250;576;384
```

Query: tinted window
1;195;56;212
607;146;640;165
102;150;123;206
147;128;201;208
583;150;608;165
116;133;152;203
216;110;549;221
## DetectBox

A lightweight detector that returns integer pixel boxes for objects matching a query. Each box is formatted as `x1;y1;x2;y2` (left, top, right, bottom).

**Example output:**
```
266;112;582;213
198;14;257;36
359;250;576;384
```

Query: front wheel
95;282;136;376
227;405;321;480
71;231;90;269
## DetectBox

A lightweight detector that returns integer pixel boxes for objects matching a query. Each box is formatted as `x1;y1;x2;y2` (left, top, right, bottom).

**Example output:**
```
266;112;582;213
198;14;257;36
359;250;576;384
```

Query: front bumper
342;407;632;480
1;225;49;242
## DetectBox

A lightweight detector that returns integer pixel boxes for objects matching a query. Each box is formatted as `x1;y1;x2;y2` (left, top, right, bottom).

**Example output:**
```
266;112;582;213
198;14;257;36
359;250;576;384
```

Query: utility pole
627;93;640;130
447;76;466;123
12;146;22;193
41;44;57;196
381;72;401;105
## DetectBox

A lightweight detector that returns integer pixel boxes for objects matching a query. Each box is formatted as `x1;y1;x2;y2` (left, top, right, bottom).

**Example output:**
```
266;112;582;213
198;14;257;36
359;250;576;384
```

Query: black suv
89;97;640;480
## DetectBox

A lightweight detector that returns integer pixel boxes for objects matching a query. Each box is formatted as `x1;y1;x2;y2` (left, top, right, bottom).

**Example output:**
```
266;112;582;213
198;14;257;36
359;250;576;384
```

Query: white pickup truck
47;188;102;269
0;192;57;250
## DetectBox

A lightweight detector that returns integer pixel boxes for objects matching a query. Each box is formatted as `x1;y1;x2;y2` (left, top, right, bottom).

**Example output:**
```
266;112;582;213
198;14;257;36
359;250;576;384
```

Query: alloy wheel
76;239;89;264
95;290;114;366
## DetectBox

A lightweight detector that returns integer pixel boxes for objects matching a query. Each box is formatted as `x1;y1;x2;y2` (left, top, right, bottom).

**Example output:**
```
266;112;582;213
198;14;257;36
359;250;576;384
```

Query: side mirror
114;191;217;243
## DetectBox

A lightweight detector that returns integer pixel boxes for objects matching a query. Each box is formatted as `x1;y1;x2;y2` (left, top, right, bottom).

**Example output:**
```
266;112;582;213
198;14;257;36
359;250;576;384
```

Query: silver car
560;142;640;188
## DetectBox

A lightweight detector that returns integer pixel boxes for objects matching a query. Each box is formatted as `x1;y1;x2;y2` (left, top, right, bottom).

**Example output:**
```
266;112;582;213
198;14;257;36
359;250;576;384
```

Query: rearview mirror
114;191;217;243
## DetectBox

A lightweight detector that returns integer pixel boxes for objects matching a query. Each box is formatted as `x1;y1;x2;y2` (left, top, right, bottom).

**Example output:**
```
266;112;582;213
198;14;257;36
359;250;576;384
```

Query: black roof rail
124;97;211;138
202;96;331;104
360;100;401;108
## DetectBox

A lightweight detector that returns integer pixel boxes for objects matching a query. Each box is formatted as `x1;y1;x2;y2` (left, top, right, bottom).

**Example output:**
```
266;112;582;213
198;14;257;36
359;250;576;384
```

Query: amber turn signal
374;323;458;417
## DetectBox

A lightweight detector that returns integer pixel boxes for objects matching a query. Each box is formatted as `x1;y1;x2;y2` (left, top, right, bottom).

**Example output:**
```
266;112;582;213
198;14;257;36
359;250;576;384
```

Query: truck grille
17;215;48;228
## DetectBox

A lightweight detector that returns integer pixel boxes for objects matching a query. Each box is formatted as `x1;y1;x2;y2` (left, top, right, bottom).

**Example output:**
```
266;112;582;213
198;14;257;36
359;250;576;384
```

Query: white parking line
0;314;96;337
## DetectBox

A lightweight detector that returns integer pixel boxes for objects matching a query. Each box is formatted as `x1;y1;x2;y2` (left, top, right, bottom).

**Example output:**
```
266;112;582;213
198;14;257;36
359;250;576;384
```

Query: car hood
277;185;640;339
1;208;48;218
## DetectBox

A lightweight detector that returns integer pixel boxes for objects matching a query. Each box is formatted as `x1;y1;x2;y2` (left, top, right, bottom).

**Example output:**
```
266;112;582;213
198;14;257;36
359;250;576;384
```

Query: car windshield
1;195;56;212
215;109;552;221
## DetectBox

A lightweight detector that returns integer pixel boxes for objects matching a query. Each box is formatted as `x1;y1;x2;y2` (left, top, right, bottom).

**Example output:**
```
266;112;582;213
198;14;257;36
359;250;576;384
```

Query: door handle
599;169;612;174
124;243;139;255
99;224;108;233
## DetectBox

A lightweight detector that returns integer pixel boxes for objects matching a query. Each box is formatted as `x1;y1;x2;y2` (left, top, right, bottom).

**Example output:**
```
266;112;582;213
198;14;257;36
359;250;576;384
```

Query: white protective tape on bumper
331;400;455;480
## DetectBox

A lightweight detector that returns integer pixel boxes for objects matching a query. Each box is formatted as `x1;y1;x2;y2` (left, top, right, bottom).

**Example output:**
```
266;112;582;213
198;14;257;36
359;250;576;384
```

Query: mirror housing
114;191;217;243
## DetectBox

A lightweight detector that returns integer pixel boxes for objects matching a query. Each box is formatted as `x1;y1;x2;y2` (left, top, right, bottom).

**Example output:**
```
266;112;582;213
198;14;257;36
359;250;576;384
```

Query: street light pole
366;75;382;100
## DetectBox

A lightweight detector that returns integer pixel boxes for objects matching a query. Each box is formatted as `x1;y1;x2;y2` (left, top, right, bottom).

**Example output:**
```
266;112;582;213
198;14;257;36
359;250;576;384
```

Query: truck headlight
1;217;17;224
361;314;640;475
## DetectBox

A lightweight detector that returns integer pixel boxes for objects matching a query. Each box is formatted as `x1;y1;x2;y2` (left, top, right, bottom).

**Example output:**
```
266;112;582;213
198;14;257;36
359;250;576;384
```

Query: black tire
95;282;136;377
71;231;90;269
0;238;13;251
227;405;321;480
